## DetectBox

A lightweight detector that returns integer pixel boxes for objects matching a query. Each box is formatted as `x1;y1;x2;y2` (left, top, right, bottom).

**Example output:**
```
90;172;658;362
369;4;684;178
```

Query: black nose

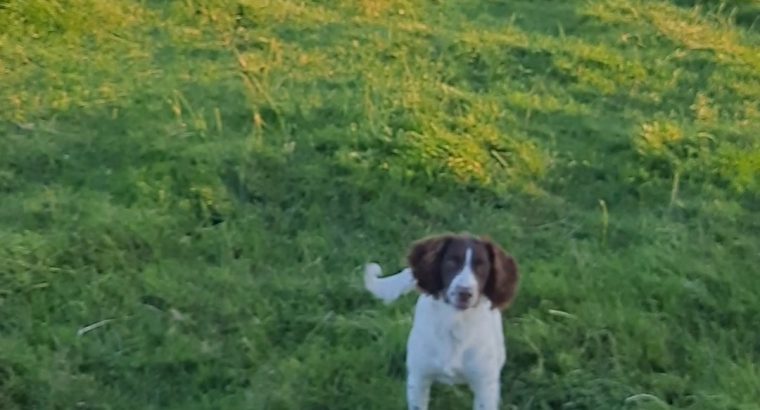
456;289;473;302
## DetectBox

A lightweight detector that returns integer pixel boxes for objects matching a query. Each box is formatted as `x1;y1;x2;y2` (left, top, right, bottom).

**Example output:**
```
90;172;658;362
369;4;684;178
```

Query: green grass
1;0;759;408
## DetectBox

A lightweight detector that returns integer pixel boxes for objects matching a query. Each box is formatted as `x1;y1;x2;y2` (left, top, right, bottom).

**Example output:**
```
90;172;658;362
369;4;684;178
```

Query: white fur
446;247;480;308
364;263;416;304
364;260;506;410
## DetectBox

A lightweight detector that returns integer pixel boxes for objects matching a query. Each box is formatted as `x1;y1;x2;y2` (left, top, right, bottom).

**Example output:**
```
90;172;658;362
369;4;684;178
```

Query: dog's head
407;233;519;310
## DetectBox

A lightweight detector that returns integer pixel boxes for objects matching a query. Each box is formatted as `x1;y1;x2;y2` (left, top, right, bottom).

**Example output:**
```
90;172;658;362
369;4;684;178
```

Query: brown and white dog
364;233;519;410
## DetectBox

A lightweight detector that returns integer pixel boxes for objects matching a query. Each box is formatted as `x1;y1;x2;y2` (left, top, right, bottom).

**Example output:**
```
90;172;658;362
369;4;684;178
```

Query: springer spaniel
364;233;519;410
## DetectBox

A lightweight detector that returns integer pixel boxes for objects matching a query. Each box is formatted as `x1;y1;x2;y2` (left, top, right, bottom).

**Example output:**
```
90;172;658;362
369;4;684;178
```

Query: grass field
2;0;760;409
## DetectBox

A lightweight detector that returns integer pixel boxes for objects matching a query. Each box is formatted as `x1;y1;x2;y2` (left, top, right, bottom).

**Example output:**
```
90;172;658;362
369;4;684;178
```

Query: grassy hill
1;0;759;409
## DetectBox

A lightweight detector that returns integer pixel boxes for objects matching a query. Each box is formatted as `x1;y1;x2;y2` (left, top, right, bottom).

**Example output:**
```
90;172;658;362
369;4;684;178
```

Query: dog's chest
407;296;505;385
430;326;472;384
413;306;495;384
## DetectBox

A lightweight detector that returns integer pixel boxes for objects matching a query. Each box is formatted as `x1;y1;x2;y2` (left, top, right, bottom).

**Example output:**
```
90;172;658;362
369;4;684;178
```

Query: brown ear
407;235;451;296
482;238;519;310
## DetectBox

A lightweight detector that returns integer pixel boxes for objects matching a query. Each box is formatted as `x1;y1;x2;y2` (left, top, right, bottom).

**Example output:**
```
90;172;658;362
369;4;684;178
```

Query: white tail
363;263;417;304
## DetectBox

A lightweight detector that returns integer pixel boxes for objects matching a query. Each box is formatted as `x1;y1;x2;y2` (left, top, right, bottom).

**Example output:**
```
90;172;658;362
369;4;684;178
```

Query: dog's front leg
470;376;501;410
406;372;432;410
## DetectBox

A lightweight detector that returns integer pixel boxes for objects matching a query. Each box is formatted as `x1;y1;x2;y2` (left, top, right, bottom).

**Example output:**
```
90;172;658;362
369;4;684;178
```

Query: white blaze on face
446;247;479;307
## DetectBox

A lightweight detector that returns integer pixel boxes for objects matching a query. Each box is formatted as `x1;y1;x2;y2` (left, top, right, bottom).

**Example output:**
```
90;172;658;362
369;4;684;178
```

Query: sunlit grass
1;0;759;409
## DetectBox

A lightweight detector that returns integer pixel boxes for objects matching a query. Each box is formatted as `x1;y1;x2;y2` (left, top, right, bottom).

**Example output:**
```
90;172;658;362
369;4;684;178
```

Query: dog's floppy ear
407;235;452;296
482;237;519;310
